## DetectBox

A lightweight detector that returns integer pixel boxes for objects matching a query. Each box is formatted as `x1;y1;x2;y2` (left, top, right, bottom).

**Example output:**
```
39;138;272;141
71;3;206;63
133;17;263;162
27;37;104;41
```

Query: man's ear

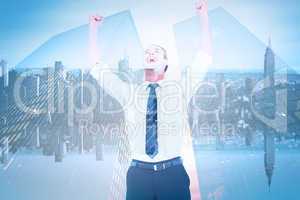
164;65;168;72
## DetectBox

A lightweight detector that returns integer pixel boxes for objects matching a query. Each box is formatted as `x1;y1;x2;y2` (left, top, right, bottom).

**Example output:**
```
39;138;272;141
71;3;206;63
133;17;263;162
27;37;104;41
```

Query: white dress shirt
90;63;200;163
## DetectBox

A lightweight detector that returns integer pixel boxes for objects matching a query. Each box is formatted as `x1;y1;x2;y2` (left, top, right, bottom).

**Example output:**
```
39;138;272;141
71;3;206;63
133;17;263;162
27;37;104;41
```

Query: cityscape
1;37;299;199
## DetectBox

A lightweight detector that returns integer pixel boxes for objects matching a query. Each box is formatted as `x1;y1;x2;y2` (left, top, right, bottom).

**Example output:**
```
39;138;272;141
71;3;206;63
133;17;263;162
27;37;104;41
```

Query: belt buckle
153;164;157;171
153;163;166;171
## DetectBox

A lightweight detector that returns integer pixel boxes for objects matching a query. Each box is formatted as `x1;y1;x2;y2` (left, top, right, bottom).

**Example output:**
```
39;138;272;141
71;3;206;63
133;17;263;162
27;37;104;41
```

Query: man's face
144;45;167;72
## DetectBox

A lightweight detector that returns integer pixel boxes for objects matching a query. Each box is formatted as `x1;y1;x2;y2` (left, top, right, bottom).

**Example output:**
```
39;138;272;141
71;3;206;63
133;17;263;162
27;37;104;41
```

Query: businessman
89;1;211;199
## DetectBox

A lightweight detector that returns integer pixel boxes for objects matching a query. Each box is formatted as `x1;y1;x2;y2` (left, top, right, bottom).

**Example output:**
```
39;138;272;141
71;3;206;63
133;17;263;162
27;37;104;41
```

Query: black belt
130;157;182;172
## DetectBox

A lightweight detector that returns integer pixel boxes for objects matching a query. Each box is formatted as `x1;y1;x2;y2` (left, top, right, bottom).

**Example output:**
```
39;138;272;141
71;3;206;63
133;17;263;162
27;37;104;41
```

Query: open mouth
149;58;156;63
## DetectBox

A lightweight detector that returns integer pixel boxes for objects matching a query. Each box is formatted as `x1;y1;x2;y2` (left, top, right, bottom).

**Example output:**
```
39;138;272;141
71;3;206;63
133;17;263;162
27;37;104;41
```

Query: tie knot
148;83;160;90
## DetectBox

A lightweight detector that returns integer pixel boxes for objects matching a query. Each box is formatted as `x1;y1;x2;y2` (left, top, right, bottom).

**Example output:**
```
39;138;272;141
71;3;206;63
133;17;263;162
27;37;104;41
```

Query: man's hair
150;44;168;72
151;44;168;60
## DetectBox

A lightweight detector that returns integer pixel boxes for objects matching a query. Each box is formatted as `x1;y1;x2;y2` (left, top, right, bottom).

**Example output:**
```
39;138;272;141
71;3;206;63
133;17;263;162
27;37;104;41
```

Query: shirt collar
144;79;167;91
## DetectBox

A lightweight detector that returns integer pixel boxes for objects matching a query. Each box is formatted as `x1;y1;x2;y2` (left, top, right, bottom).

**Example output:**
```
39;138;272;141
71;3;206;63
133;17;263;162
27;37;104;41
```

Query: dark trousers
126;162;191;200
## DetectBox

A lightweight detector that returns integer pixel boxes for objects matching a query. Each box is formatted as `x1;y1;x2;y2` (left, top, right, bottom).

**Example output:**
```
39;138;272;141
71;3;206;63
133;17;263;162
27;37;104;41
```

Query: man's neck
144;69;165;82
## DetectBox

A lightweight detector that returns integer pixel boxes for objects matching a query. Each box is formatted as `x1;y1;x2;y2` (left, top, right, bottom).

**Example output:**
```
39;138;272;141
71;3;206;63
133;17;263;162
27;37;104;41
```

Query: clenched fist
195;0;208;15
89;15;104;26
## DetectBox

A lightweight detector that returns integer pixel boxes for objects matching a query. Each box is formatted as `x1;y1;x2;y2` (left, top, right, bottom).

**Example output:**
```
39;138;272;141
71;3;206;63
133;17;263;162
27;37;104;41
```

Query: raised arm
89;15;103;66
185;0;213;102
181;2;213;200
88;15;132;105
196;0;212;61
189;0;212;75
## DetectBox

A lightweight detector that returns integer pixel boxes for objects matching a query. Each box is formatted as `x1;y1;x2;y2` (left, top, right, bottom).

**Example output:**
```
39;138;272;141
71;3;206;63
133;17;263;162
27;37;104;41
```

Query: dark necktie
145;83;159;158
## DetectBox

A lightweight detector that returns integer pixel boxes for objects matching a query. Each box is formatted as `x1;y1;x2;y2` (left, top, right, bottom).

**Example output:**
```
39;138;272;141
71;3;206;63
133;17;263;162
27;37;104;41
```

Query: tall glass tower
263;38;276;189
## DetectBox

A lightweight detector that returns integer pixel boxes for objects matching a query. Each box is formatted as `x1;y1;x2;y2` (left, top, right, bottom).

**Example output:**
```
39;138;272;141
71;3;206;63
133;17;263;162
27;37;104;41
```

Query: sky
0;0;299;69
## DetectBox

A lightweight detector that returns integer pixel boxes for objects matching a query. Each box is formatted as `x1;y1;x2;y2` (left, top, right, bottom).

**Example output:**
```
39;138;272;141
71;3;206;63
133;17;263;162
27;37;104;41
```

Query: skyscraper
264;38;275;87
54;61;64;72
263;38;276;189
264;131;275;188
216;73;225;150
0;60;9;88
244;77;254;146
